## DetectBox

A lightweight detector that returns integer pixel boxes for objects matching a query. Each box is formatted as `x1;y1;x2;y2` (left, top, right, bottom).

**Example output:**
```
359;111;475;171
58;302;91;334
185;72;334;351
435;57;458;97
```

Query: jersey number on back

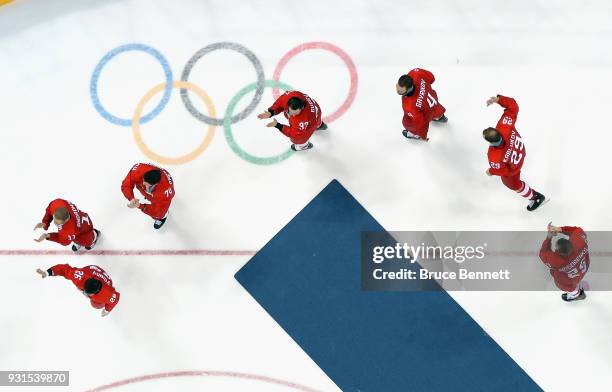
426;93;437;108
511;137;524;165
567;259;588;279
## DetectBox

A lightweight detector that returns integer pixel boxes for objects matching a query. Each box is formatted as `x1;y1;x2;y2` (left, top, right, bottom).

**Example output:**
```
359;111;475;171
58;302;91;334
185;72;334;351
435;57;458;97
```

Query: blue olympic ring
90;43;173;126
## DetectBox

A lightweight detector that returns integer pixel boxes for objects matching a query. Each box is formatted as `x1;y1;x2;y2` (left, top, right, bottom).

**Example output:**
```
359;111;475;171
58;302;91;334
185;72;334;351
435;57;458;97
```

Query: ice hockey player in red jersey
121;163;174;229
36;264;120;316
258;90;326;151
34;199;100;252
539;222;589;302
396;68;447;141
483;95;546;211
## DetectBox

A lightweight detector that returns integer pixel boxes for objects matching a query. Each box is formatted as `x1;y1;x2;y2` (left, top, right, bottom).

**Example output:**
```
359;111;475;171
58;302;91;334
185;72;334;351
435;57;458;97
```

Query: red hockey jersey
42;199;94;246
48;264;120;312
268;91;322;141
487;96;526;177
121;163;174;219
539;227;590;291
401;68;445;138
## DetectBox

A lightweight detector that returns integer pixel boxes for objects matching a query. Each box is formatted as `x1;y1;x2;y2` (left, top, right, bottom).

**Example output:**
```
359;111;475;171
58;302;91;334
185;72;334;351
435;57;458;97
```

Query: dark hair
483;127;502;143
398;74;414;90
84;278;102;295
556;238;573;256
143;169;162;185
288;97;305;111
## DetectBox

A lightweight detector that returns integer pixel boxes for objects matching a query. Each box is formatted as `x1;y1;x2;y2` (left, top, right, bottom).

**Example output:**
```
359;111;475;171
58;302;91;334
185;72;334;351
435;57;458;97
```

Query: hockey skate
526;191;546;211
317;122;328;131
71;244;81;252
291;142;314;151
402;129;427;141
154;217;167;229
432;114;448;123
562;288;586;302
86;229;101;250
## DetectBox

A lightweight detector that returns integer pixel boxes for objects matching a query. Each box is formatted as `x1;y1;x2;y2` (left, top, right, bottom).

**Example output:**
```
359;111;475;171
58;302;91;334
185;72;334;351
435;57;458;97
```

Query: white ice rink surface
1;0;612;391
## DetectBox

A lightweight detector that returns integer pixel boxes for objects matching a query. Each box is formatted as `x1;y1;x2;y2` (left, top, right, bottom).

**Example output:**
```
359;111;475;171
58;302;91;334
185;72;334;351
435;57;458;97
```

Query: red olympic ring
272;41;359;123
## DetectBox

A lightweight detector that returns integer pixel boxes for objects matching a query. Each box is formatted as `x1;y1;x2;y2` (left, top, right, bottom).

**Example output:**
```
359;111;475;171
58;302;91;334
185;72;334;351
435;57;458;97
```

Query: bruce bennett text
372;268;511;280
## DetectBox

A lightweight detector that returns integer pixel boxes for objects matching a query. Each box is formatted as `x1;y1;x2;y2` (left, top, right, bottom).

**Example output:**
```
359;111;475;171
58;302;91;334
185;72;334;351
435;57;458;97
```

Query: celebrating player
258;90;327;151
121;163;175;229
539;222;589;302
396;68;447;141
483;95;545;211
36;264;120;316
34;199;100;252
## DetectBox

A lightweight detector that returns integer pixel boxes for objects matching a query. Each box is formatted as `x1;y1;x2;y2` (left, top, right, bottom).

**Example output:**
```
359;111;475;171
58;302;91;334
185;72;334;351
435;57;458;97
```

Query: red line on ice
0;249;257;256
85;370;323;392
2;250;612;257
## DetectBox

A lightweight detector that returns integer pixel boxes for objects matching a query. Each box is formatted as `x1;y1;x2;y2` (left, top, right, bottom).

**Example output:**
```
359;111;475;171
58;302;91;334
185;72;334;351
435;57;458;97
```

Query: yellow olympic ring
132;81;216;165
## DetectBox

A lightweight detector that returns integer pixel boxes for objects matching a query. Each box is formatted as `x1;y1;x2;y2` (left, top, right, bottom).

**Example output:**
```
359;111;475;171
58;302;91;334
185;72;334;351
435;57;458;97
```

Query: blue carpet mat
235;180;541;392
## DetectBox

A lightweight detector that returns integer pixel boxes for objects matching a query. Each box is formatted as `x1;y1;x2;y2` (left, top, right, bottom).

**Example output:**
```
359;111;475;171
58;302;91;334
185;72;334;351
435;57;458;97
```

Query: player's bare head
483;127;502;144
396;75;414;95
83;278;102;296
287;97;305;116
143;170;161;186
556;238;574;257
52;207;70;225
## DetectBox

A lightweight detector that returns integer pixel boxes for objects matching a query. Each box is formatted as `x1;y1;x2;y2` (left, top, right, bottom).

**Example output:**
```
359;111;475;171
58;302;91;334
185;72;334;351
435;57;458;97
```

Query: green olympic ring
224;80;295;165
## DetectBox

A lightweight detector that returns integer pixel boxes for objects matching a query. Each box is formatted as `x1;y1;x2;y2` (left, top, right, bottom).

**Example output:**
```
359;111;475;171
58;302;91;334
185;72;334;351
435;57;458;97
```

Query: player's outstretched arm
257;110;272;119
44;264;73;279
36;268;48;278
34;233;50;242
495;95;519;123
547;222;562;238
561;226;581;235
45;232;71;246
486;96;499;106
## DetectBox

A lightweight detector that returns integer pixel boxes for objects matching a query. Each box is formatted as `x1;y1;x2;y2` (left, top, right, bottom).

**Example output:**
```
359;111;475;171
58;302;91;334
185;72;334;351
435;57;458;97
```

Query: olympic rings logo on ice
90;42;358;165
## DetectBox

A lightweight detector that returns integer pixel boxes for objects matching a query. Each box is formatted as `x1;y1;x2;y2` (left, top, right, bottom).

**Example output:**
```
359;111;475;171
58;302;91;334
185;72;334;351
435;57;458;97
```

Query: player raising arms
34;199;100;252
396;68;447;141
258;90;327;151
121;163;175;229
483;95;545;211
539;222;589;302
36;264;120;316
